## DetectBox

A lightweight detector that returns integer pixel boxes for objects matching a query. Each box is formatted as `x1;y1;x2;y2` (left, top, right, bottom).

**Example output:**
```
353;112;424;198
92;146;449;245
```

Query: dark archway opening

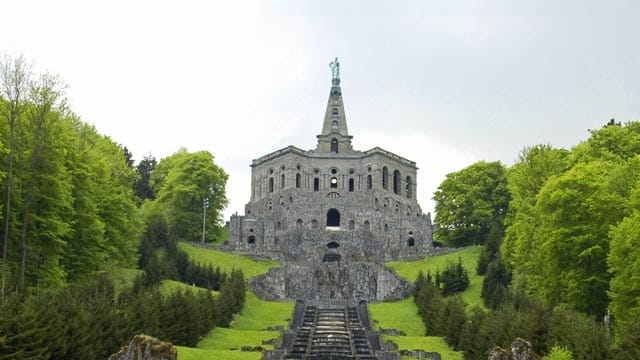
407;237;415;247
331;138;339;153
322;253;341;262
326;241;340;249
327;208;340;227
247;236;256;244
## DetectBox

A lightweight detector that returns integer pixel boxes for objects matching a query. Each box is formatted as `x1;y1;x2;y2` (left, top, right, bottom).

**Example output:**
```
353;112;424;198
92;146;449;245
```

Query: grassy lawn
197;327;279;350
175;245;293;360
384;335;464;360
178;242;279;279
232;291;294;330
387;246;484;309
369;297;425;336
176;346;261;360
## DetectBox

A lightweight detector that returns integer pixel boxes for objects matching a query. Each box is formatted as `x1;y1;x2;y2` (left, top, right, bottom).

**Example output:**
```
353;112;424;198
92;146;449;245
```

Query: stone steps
267;301;397;360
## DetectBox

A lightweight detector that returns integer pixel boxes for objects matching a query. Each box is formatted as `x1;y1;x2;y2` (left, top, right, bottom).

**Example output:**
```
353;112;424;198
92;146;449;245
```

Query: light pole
202;197;209;244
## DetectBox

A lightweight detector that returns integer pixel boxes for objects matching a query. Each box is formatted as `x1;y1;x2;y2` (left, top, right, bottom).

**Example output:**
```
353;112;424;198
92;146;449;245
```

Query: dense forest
431;120;640;359
0;54;240;357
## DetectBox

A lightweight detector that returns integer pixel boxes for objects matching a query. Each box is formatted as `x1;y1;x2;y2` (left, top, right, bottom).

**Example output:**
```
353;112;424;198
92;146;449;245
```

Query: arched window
330;177;338;188
314;177;319;191
348;178;354;192
275;221;281;230
331;138;339;153
296;173;301;188
327;208;340;227
367;175;372;189
331;120;339;130
363;220;370;231
269;178;274;193
296;219;303;228
382;167;389;190
281;173;285;189
348;220;355;230
332;107;339;115
311;219;318;229
384;224;389;232
406;176;413;199
247;236;256;244
393;170;401;195
407;238;415;247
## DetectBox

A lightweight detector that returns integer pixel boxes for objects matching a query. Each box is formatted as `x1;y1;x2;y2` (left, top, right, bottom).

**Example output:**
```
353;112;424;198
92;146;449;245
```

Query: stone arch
332;107;339;115
296;219;303;228
313;177;319;191
407;237;415;247
311;219;318;229
268;177;274;193
281;173;285;189
393;170;401;195
406;175;413;199
363;220;370;231
348;178;354;192
327;208;340;227
382;167;389;190
296;173;301;188
367;175;372;189
348;220;355;230
331;138;339;153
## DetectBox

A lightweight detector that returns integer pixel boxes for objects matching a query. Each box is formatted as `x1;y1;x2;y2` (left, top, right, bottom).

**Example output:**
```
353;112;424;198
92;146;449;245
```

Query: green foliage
151;148;228;242
433;161;510;247
502;144;569;290
502;123;640;329
607;210;640;353
544;346;574;360
436;258;470;296
481;256;511;309
0;87;142;288
134;154;157;201
388;247;484;310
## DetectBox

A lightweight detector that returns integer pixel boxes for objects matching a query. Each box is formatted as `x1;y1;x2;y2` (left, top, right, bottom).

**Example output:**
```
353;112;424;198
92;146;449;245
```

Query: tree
134;154;157;201
1;53;30;266
17;72;66;286
433;161;510;247
534;161;622;317
607;210;640;349
501;144;569;290
151;149;228;242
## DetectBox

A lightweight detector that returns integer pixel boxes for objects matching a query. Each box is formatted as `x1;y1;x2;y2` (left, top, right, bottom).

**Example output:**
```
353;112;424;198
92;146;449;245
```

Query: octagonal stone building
227;60;434;302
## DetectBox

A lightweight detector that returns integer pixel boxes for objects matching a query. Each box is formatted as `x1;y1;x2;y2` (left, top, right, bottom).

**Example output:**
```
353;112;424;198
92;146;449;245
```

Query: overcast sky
2;1;639;220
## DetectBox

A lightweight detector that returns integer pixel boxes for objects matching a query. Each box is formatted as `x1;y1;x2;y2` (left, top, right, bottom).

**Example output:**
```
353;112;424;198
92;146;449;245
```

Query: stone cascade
265;301;399;360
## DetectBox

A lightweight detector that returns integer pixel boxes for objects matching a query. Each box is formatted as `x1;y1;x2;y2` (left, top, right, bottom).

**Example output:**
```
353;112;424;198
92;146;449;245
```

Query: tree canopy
433;160;510;247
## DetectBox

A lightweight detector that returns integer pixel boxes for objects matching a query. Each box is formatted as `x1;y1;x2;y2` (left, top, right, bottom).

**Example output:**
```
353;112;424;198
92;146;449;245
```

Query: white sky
2;1;639;220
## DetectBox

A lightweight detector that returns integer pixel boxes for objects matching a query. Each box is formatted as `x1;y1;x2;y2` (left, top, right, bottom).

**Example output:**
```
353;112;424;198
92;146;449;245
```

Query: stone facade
227;63;433;302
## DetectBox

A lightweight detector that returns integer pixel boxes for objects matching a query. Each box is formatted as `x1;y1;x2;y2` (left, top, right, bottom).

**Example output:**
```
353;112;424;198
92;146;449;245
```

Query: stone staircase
264;301;398;360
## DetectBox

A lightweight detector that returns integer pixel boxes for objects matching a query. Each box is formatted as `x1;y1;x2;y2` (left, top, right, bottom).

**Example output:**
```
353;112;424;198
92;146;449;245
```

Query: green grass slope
176;244;293;360
387;246;484;308
367;247;483;359
178;242;279;279
158;279;219;297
